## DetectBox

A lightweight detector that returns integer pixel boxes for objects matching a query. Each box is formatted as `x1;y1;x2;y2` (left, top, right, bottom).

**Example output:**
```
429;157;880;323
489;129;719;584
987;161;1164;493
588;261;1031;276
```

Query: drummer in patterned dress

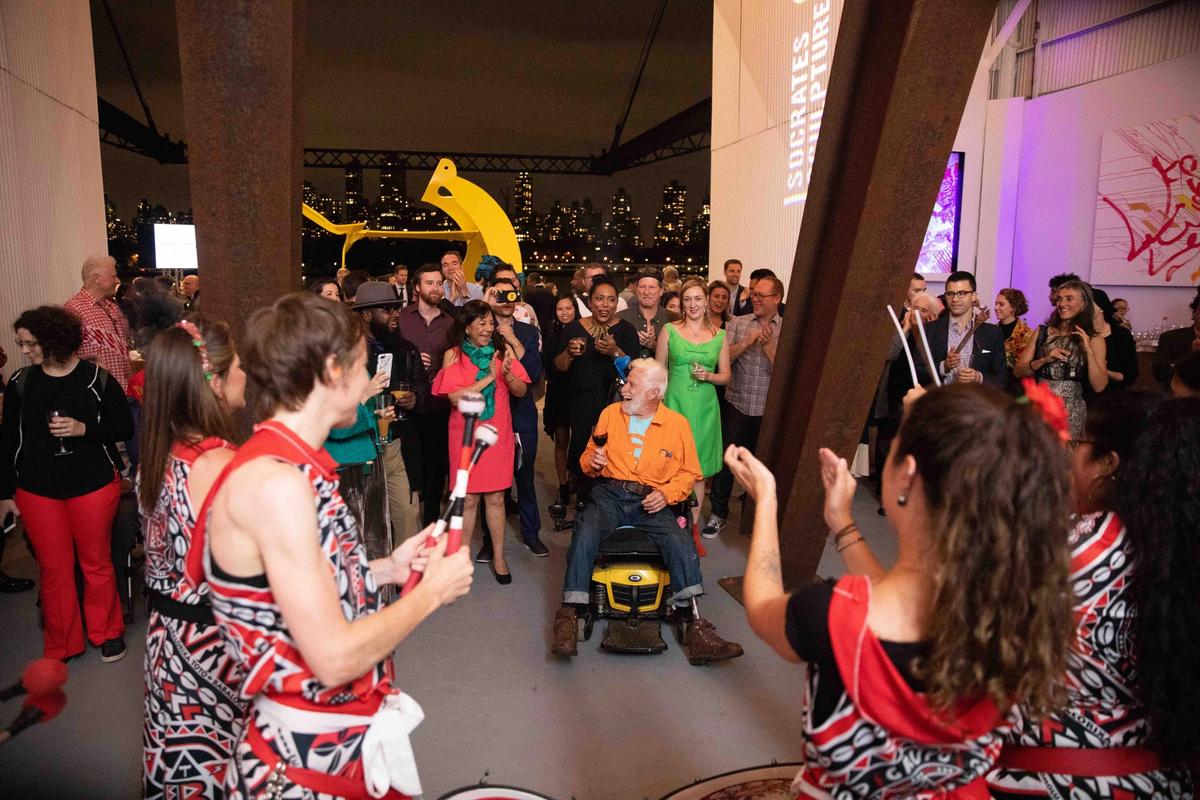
139;315;246;799
726;384;1077;798
201;293;474;800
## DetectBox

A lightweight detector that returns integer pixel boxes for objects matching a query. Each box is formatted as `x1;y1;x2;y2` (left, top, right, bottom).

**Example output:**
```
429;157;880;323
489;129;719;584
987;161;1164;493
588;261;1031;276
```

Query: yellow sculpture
302;158;523;281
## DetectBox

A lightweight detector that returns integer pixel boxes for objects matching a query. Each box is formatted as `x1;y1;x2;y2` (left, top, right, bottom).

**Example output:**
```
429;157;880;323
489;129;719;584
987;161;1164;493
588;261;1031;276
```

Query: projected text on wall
784;0;834;207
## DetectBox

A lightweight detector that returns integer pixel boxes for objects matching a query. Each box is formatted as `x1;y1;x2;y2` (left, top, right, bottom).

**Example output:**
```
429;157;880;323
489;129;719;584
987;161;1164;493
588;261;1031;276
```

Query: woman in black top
543;294;579;512
1090;288;1138;396
0;306;134;662
553;275;639;482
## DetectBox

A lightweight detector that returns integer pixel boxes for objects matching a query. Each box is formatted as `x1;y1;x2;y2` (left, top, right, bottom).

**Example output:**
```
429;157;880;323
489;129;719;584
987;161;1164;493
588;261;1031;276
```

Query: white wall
1007;53;1200;329
0;0;106;367
708;0;845;291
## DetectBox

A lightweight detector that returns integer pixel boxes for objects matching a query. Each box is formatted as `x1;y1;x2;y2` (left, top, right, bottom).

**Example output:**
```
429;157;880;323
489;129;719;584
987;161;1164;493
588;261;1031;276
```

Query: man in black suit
912;271;1008;390
1153;290;1200;389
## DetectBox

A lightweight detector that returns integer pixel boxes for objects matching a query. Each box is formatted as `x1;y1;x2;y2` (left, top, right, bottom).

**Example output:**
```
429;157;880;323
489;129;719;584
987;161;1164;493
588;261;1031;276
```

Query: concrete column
175;0;305;335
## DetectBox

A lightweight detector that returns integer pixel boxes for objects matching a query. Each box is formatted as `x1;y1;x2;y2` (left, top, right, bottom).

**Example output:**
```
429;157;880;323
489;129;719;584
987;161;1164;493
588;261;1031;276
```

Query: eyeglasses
750;292;780;301
14;338;38;349
945;290;975;299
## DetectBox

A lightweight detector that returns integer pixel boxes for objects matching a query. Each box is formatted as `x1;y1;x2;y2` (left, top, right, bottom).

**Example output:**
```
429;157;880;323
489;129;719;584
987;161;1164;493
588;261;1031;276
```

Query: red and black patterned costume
988;512;1194;798
786;574;1011;799
142;437;246;800
200;421;410;800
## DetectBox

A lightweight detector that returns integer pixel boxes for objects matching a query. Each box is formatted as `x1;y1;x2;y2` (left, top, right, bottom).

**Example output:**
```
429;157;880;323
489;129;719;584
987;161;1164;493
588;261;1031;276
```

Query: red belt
998;745;1162;777
244;719;410;800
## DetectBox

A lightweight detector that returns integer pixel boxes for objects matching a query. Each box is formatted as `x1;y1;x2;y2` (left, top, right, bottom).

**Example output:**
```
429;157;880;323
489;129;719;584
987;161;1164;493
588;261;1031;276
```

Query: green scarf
462;338;497;420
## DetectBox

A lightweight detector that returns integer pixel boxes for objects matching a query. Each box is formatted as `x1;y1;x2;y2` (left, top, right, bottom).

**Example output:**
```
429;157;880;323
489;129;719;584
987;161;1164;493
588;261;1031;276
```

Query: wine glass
591;426;608;448
47;408;72;456
690;361;704;390
391;381;413;423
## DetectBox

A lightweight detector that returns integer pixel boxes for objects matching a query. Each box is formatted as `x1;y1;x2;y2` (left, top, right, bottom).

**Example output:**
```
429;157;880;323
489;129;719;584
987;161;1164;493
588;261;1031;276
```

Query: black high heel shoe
490;561;512;585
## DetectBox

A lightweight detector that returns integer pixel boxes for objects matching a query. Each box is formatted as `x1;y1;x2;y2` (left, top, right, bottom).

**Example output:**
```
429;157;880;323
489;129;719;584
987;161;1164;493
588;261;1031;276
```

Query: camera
493;289;520;303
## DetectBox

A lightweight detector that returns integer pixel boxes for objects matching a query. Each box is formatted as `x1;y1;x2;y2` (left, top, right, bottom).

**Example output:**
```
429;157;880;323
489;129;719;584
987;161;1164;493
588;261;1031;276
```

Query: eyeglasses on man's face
945;290;975;300
15;338;39;349
750;292;780;301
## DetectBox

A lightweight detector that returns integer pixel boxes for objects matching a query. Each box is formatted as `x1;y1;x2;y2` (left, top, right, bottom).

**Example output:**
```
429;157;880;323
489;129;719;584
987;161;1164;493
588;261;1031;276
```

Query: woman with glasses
727;383;1075;797
657;278;730;531
1016;279;1108;437
989;392;1196;797
0;306;133;662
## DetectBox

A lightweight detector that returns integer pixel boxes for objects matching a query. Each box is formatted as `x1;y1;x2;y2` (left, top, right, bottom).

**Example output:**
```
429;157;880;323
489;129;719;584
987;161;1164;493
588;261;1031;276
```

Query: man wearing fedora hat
354;281;427;550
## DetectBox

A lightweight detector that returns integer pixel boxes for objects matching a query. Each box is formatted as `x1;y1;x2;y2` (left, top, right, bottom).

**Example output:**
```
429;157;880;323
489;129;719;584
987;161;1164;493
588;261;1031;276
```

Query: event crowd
0;250;1197;798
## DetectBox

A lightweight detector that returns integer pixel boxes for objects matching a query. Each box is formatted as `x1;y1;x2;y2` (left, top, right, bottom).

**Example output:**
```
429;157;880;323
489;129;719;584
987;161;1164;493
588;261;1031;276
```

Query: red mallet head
26;689;67;722
23;659;67;696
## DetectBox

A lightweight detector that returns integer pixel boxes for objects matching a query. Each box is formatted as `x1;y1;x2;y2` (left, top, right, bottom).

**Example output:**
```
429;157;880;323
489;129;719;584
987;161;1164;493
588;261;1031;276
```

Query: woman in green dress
656;277;731;529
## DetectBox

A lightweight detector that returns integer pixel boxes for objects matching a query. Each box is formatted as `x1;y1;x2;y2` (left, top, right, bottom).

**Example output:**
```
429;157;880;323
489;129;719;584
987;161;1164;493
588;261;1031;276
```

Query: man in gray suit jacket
912;271;1009;391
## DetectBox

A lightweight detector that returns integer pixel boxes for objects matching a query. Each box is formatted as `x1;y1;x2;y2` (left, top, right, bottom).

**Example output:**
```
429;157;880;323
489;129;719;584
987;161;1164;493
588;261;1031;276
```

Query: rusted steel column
175;0;305;335
754;0;995;587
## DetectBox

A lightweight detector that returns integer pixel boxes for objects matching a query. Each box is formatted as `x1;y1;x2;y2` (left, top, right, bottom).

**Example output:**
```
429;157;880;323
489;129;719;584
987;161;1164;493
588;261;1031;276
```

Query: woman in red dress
726;383;1076;798
433;300;530;583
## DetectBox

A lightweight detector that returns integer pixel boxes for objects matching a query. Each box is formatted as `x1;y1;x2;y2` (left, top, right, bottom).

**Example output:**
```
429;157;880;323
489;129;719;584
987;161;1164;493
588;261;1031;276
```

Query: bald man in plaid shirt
64;255;132;392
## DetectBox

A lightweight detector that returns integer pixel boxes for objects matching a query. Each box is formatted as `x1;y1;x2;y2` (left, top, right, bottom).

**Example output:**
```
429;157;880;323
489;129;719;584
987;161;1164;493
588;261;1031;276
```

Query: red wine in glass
47;409;72;456
591;428;608;448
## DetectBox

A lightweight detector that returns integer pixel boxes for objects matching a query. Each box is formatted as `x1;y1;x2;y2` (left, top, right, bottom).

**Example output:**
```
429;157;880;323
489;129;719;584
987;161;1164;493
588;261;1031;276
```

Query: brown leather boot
551;606;578;657
682;617;744;666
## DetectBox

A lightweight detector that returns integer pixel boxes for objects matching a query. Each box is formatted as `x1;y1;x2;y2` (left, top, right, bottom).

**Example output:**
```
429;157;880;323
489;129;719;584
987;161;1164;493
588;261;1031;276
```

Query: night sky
93;1;712;237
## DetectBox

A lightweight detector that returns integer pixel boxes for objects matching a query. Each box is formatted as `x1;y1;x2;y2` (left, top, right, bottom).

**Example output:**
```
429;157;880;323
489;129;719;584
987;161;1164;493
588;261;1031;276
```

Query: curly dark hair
998;287;1029;318
13;306;83;363
895;383;1074;717
1113;397;1200;763
309;277;343;301
450;299;506;359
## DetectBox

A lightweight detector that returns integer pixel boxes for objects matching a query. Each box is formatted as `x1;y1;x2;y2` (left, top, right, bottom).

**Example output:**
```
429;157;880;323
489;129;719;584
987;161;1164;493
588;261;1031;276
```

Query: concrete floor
0;432;896;800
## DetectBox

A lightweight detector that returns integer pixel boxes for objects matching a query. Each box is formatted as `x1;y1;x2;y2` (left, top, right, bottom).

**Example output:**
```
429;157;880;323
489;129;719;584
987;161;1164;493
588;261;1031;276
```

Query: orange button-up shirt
581;401;702;505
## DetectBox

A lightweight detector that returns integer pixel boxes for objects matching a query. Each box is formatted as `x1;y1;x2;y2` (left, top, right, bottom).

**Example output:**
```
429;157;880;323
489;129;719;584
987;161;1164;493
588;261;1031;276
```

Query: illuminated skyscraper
344;162;367;222
654;180;688;246
376;159;408;230
512;172;535;241
606;188;641;248
690;197;711;246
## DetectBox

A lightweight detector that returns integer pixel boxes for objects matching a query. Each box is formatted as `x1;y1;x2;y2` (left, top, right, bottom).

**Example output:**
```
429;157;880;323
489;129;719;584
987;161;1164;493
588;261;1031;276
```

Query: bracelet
830;523;857;541
836;536;864;553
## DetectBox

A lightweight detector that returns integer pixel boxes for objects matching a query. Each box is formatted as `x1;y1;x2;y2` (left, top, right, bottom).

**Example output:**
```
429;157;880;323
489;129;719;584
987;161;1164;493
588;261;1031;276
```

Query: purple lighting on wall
916;152;964;274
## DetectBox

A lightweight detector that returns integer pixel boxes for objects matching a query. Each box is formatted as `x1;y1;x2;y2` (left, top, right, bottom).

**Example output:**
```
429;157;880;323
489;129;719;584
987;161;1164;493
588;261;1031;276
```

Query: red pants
15;480;124;659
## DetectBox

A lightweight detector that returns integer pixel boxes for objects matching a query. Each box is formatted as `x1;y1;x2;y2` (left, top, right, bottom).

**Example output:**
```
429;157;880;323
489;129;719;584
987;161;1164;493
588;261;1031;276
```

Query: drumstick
912;311;942;387
886;305;919;388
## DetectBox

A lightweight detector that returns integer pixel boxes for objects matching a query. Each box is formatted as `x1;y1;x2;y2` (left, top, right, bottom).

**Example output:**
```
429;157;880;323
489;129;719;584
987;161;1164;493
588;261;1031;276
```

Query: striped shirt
943;317;976;381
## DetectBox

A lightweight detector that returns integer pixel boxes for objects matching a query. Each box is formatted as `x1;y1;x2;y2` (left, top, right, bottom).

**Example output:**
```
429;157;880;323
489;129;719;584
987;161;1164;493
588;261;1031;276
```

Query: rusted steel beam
175;0;305;336
756;0;995;587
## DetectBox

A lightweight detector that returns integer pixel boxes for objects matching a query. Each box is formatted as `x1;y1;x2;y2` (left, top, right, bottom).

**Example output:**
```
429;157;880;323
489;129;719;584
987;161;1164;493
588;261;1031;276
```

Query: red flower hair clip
1018;378;1070;443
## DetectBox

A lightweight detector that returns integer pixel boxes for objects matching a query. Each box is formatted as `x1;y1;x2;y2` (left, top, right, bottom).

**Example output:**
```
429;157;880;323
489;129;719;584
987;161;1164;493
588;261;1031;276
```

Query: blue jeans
514;428;541;541
562;481;703;607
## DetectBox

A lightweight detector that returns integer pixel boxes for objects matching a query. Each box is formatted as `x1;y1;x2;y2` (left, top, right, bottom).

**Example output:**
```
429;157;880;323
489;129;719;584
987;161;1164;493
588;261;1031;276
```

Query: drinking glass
591;426;608;448
374;394;391;445
391;382;413;423
690;361;704;390
47;408;72;456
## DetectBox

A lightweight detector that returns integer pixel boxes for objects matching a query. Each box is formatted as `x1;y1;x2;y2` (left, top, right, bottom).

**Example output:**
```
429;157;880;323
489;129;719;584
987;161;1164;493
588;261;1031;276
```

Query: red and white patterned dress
142;437;245;800
988;512;1194;799
787;575;1011;799
201;421;404;800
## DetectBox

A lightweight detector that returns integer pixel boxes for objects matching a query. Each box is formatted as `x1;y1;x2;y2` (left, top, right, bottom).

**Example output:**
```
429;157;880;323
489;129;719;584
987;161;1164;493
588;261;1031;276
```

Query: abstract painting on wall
1091;113;1200;287
915;152;964;275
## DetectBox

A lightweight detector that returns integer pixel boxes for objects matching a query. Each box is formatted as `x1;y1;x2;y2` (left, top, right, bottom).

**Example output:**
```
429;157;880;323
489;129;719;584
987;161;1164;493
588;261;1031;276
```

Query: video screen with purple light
916;152;965;274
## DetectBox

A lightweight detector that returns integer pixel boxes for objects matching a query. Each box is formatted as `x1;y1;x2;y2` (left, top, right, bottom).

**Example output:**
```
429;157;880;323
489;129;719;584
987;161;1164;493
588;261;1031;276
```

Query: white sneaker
701;515;726;539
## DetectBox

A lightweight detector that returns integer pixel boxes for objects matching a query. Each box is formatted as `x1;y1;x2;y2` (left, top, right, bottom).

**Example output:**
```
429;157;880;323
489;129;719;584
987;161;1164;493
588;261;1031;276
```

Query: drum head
436;785;558;800
658;762;802;800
